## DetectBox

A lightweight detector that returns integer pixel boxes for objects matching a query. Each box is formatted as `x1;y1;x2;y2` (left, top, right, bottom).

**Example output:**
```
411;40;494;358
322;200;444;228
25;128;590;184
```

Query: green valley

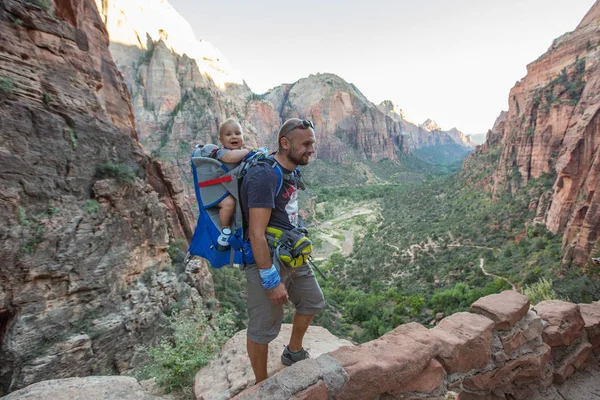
209;153;600;344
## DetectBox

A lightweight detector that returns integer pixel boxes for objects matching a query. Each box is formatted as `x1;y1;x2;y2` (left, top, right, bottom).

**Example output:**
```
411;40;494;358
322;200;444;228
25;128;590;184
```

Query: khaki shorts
244;263;326;344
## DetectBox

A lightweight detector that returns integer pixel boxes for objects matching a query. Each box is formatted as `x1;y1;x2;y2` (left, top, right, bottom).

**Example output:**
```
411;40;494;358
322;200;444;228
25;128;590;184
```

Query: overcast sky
168;0;596;134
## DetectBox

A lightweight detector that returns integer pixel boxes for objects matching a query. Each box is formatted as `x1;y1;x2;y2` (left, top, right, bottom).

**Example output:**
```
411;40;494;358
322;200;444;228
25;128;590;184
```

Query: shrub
83;200;100;215
25;0;50;11
0;76;15;95
136;309;235;393
168;239;188;274
96;162;136;184
523;278;558;304
525;126;535;137
68;128;78;149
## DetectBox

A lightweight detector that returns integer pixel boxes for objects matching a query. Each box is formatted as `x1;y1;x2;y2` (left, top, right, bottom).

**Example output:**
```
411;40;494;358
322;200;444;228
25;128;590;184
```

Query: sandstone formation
0;0;211;394
463;0;600;266
99;0;473;171
193;324;353;399
229;292;600;400
3;376;165;400
5;295;600;399
378;101;476;150
264;73;406;162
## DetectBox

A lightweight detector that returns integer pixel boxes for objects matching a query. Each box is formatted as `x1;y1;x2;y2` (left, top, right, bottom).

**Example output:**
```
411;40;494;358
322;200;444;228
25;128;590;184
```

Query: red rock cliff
0;0;210;394
463;1;600;267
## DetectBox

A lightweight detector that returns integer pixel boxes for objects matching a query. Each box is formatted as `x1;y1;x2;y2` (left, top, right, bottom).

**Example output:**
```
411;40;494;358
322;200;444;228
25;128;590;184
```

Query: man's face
286;128;316;166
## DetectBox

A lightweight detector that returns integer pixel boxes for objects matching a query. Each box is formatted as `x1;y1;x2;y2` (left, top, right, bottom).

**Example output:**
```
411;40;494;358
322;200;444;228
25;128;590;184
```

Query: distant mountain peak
96;0;244;88
420;119;442;132
378;100;407;121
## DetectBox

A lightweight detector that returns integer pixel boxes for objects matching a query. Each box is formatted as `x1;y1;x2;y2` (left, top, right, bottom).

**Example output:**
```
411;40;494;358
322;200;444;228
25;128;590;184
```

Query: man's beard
287;150;310;166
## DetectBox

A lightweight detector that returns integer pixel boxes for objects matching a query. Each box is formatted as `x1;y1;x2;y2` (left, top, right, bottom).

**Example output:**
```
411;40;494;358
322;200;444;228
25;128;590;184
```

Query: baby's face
219;122;244;150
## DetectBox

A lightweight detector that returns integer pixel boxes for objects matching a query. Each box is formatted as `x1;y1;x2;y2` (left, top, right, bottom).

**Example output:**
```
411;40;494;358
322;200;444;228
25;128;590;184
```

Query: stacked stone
533;300;596;384
232;292;600;400
457;291;551;399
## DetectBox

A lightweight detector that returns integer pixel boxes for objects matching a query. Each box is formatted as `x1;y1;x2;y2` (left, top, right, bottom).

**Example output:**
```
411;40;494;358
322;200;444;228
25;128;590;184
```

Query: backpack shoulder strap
260;157;284;196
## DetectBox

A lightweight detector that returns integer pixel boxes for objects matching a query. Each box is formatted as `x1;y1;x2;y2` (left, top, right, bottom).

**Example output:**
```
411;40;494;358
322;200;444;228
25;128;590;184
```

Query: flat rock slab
533;300;585;347
4;376;163;400
432;312;494;374
328;322;443;400
194;324;352;400
579;302;600;340
470;291;530;331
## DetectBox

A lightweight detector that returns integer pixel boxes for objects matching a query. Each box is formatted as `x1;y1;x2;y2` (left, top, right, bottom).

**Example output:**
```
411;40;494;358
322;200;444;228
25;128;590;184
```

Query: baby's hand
256;147;269;157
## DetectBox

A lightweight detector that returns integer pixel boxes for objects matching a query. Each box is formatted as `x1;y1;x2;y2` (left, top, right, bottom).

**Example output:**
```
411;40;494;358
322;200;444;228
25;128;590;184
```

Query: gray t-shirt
241;162;299;231
216;148;236;162
216;148;242;171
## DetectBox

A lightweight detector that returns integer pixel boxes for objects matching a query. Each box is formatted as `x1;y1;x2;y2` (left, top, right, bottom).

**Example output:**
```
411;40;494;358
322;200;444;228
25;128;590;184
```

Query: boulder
3;376;164;400
328;323;442;400
579;302;600;349
533;301;585;347
230;355;347;400
289;380;329;400
470;291;530;331
385;359;445;396
431;312;494;373
194;324;352;400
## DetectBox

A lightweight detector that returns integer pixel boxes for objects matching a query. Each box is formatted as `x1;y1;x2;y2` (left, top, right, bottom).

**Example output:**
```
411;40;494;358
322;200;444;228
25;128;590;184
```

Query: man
240;118;326;383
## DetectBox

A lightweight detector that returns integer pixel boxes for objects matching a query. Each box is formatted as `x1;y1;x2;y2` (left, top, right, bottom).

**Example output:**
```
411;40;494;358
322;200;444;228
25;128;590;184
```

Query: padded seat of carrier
191;155;231;209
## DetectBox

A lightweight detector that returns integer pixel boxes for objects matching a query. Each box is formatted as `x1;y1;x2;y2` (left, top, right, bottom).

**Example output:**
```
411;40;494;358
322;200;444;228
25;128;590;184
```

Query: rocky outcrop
4;376;165;400
5;295;600;399
378;101;476;150
100;0;473;171
230;292;600;400
463;0;600;266
193;324;353;399
0;0;210;395
265;73;405;162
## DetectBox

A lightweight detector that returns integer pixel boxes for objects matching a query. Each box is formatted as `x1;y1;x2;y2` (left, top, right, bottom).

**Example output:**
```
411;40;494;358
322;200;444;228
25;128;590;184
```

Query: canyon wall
0;0;212;394
463;1;600;266
98;0;473;167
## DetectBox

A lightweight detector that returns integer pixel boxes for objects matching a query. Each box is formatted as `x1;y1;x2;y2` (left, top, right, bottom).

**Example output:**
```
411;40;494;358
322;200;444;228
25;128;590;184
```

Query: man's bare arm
248;207;273;269
248;207;288;305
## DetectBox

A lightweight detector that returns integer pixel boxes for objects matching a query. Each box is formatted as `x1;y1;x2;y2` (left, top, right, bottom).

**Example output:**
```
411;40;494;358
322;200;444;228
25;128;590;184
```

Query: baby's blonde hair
218;118;242;137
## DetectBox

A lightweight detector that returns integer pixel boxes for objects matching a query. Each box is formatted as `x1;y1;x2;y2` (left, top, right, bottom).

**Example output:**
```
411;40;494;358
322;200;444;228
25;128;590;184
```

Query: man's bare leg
288;313;314;352
247;339;269;383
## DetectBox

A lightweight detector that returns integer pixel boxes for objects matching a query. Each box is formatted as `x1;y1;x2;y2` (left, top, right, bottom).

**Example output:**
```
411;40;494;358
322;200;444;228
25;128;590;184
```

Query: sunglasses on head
280;119;315;138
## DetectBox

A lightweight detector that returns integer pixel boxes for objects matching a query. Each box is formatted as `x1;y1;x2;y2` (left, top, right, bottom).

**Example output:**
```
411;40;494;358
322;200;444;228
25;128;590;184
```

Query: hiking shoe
281;345;310;366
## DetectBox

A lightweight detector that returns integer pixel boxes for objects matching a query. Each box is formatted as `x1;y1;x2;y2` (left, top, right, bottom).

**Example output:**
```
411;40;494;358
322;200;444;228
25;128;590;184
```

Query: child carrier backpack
184;144;295;269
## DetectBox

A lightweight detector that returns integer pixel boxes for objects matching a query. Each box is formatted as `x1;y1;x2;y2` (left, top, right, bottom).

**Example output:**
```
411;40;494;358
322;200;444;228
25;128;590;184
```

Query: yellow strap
265;226;283;239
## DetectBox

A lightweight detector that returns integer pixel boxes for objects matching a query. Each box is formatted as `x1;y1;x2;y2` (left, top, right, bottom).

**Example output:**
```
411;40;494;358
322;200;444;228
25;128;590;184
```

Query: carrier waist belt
265;226;313;268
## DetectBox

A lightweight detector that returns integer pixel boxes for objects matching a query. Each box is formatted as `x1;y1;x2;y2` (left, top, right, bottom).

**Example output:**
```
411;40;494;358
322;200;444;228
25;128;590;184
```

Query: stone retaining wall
232;291;600;400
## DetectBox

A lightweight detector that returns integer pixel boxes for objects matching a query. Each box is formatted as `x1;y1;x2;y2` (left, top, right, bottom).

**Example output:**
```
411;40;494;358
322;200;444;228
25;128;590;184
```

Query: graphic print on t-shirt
282;185;298;227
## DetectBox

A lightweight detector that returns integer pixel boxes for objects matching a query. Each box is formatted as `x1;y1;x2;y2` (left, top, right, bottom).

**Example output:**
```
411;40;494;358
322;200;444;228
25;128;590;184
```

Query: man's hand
267;283;288;305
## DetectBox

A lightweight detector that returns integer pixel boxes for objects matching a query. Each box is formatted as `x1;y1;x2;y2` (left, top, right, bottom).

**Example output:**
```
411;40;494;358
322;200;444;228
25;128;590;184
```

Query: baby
215;118;257;250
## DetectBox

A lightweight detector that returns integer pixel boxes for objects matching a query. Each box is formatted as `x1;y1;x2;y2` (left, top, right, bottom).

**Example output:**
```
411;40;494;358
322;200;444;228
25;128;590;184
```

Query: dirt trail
479;258;518;291
448;244;497;251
